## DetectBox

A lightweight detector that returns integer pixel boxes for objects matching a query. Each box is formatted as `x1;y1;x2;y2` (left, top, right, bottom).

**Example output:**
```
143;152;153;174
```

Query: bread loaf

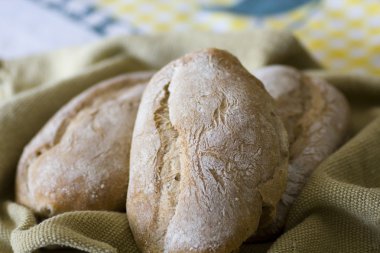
252;65;350;238
16;72;154;217
127;49;289;252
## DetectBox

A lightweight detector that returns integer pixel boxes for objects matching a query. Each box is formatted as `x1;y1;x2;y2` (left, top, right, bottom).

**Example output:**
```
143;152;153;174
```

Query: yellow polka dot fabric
97;0;380;75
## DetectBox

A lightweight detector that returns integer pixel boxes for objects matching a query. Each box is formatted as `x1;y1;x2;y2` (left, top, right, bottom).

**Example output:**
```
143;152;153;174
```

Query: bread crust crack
152;82;181;248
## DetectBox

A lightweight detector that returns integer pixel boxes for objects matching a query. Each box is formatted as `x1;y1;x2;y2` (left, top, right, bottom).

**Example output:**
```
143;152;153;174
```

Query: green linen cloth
0;31;379;253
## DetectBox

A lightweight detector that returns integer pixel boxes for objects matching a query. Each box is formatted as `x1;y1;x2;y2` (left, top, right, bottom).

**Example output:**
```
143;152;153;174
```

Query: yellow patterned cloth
98;0;380;75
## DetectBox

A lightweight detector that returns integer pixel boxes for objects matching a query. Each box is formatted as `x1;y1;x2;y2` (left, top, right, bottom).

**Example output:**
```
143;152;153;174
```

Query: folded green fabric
0;31;379;253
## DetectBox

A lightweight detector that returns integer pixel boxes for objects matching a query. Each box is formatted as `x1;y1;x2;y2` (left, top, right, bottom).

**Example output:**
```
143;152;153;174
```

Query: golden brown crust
252;65;350;238
16;71;154;217
127;49;288;253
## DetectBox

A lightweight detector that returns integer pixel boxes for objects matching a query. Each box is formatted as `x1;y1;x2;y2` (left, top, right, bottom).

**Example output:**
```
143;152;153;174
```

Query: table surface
1;0;379;75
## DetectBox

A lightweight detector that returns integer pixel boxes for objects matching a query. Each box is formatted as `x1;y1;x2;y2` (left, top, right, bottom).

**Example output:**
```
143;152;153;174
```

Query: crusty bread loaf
127;49;289;253
16;72;154;217
252;65;350;238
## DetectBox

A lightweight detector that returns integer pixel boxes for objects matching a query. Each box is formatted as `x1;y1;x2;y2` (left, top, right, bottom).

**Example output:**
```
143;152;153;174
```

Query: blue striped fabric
28;0;136;35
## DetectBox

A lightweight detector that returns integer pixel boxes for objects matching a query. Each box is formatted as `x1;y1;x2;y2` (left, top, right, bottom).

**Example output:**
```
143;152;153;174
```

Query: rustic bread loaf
127;49;289;253
16;72;154;217
252;65;350;238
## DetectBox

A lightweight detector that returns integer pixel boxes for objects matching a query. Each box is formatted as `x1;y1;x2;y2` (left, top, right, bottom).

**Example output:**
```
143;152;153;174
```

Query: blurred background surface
1;0;379;75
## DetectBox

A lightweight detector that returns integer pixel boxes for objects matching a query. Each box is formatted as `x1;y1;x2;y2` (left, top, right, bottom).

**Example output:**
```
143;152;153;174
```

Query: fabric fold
0;30;378;253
